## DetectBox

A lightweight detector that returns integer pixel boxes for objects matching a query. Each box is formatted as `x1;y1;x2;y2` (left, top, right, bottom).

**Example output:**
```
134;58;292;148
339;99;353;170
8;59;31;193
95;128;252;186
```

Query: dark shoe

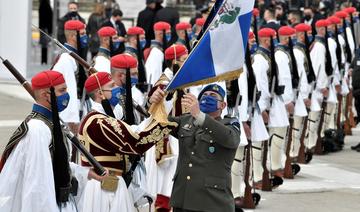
356;146;360;152
351;143;360;150
305;152;313;164
271;176;283;189
292;163;301;176
252;192;261;206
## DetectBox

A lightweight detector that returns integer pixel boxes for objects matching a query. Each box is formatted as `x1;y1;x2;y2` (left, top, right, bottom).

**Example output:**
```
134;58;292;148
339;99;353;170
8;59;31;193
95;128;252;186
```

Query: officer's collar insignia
182;123;192;130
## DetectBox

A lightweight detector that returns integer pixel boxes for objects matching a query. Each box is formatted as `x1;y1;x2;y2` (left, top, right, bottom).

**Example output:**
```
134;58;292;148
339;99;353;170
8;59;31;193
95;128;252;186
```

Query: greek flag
166;0;255;90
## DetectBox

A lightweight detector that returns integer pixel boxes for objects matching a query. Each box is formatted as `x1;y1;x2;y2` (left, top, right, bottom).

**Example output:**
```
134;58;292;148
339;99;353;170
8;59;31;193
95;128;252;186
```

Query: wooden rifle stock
243;140;255;208
336;94;343;130
348;90;356;127
344;91;352;135
315;100;327;155
284;117;294;179
261;139;272;191
298;112;308;164
0;57;106;176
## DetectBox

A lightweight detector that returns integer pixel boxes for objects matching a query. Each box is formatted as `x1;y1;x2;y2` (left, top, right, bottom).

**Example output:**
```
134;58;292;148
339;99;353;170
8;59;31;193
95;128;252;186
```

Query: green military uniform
169;113;240;212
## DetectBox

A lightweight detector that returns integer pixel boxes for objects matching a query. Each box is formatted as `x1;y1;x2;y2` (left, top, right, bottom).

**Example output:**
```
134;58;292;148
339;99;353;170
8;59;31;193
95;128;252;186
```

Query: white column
0;0;32;79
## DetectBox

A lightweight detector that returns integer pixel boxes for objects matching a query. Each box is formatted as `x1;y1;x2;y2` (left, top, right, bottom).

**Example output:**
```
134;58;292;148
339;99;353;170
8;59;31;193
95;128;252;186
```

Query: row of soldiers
1;4;360;212
230;5;360;211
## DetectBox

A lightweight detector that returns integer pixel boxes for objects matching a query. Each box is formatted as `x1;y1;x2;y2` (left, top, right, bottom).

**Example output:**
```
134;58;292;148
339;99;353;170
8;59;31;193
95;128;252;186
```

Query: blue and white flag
166;0;254;90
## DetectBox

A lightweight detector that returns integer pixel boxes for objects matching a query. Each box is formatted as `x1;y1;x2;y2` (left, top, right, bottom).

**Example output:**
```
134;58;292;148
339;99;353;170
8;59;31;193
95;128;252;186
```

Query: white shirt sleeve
328;38;340;85
310;42;328;90
238;65;249;122
275;50;293;104
53;53;80;123
252;54;270;112
145;48;164;85
293;48;310;99
0;120;58;212
93;56;111;73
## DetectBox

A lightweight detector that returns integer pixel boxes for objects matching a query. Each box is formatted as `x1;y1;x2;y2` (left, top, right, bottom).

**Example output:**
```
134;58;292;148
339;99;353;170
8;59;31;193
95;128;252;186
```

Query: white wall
0;0;32;79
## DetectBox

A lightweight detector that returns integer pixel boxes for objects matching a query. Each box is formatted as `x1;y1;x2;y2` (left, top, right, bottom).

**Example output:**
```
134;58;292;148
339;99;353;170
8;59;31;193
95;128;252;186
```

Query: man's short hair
112;9;123;17
265;7;276;18
68;1;78;7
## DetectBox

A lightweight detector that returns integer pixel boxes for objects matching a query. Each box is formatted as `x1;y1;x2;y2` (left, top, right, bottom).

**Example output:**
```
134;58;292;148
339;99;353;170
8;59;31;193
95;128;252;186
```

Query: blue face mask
291;38;297;45
79;34;88;48
338;28;344;34
345;21;350;27
165;34;172;42
139;39;146;49
188;32;194;40
112;40;121;50
57;92;70;112
109;87;122;107
273;39;279;47
353;16;360;23
250;43;258;54
327;31;334;37
131;77;138;86
199;95;219;114
307;35;314;43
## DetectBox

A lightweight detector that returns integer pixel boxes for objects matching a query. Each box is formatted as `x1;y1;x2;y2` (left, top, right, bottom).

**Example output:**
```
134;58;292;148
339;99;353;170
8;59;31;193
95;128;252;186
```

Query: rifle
0;56;106;176
314;89;329;155
298;64;322;161
243;86;258;209
284;71;303;178
283;116;294;179
33;25;150;118
261;77;276;191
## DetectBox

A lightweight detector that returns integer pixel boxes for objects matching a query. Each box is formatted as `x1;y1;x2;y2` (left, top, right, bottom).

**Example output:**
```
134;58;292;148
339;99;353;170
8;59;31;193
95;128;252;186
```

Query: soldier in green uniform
150;84;241;212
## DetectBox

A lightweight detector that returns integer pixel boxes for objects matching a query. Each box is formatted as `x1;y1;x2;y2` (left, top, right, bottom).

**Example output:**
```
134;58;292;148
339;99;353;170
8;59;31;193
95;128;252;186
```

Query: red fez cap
84;72;112;93
335;11;349;19
98;26;117;37
195;18;206;26
154;21;171;31
315;19;330;28
165;45;188;60
258;28;276;38
294;23;312;32
278;26;296;36
249;31;255;39
253;8;260;17
111;54;138;69
327;16;341;25
344;7;357;14
64;20;85;31
176;22;192;30
32;70;65;90
127;26;145;35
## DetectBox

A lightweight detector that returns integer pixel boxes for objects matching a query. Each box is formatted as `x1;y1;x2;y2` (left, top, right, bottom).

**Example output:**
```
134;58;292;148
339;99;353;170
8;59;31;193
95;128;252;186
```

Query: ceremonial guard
271;26;296;178
52;20;87;133
79;71;177;212
251;28;280;189
0;70;104;212
292;23;315;161
307;20;330;153
232;31;262;210
149;84;241;212
175;22;193;51
92;26;121;73
145;44;188;212
79;72;135;212
111;54;145;123
125;26;148;86
145;21;171;85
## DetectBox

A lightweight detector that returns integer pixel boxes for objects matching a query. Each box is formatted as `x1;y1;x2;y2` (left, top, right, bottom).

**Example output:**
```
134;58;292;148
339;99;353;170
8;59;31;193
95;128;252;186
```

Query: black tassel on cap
50;87;71;205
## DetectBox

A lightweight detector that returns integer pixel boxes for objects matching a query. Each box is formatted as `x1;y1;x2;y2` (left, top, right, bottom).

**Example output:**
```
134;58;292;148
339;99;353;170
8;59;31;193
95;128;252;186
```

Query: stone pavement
0;82;360;212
